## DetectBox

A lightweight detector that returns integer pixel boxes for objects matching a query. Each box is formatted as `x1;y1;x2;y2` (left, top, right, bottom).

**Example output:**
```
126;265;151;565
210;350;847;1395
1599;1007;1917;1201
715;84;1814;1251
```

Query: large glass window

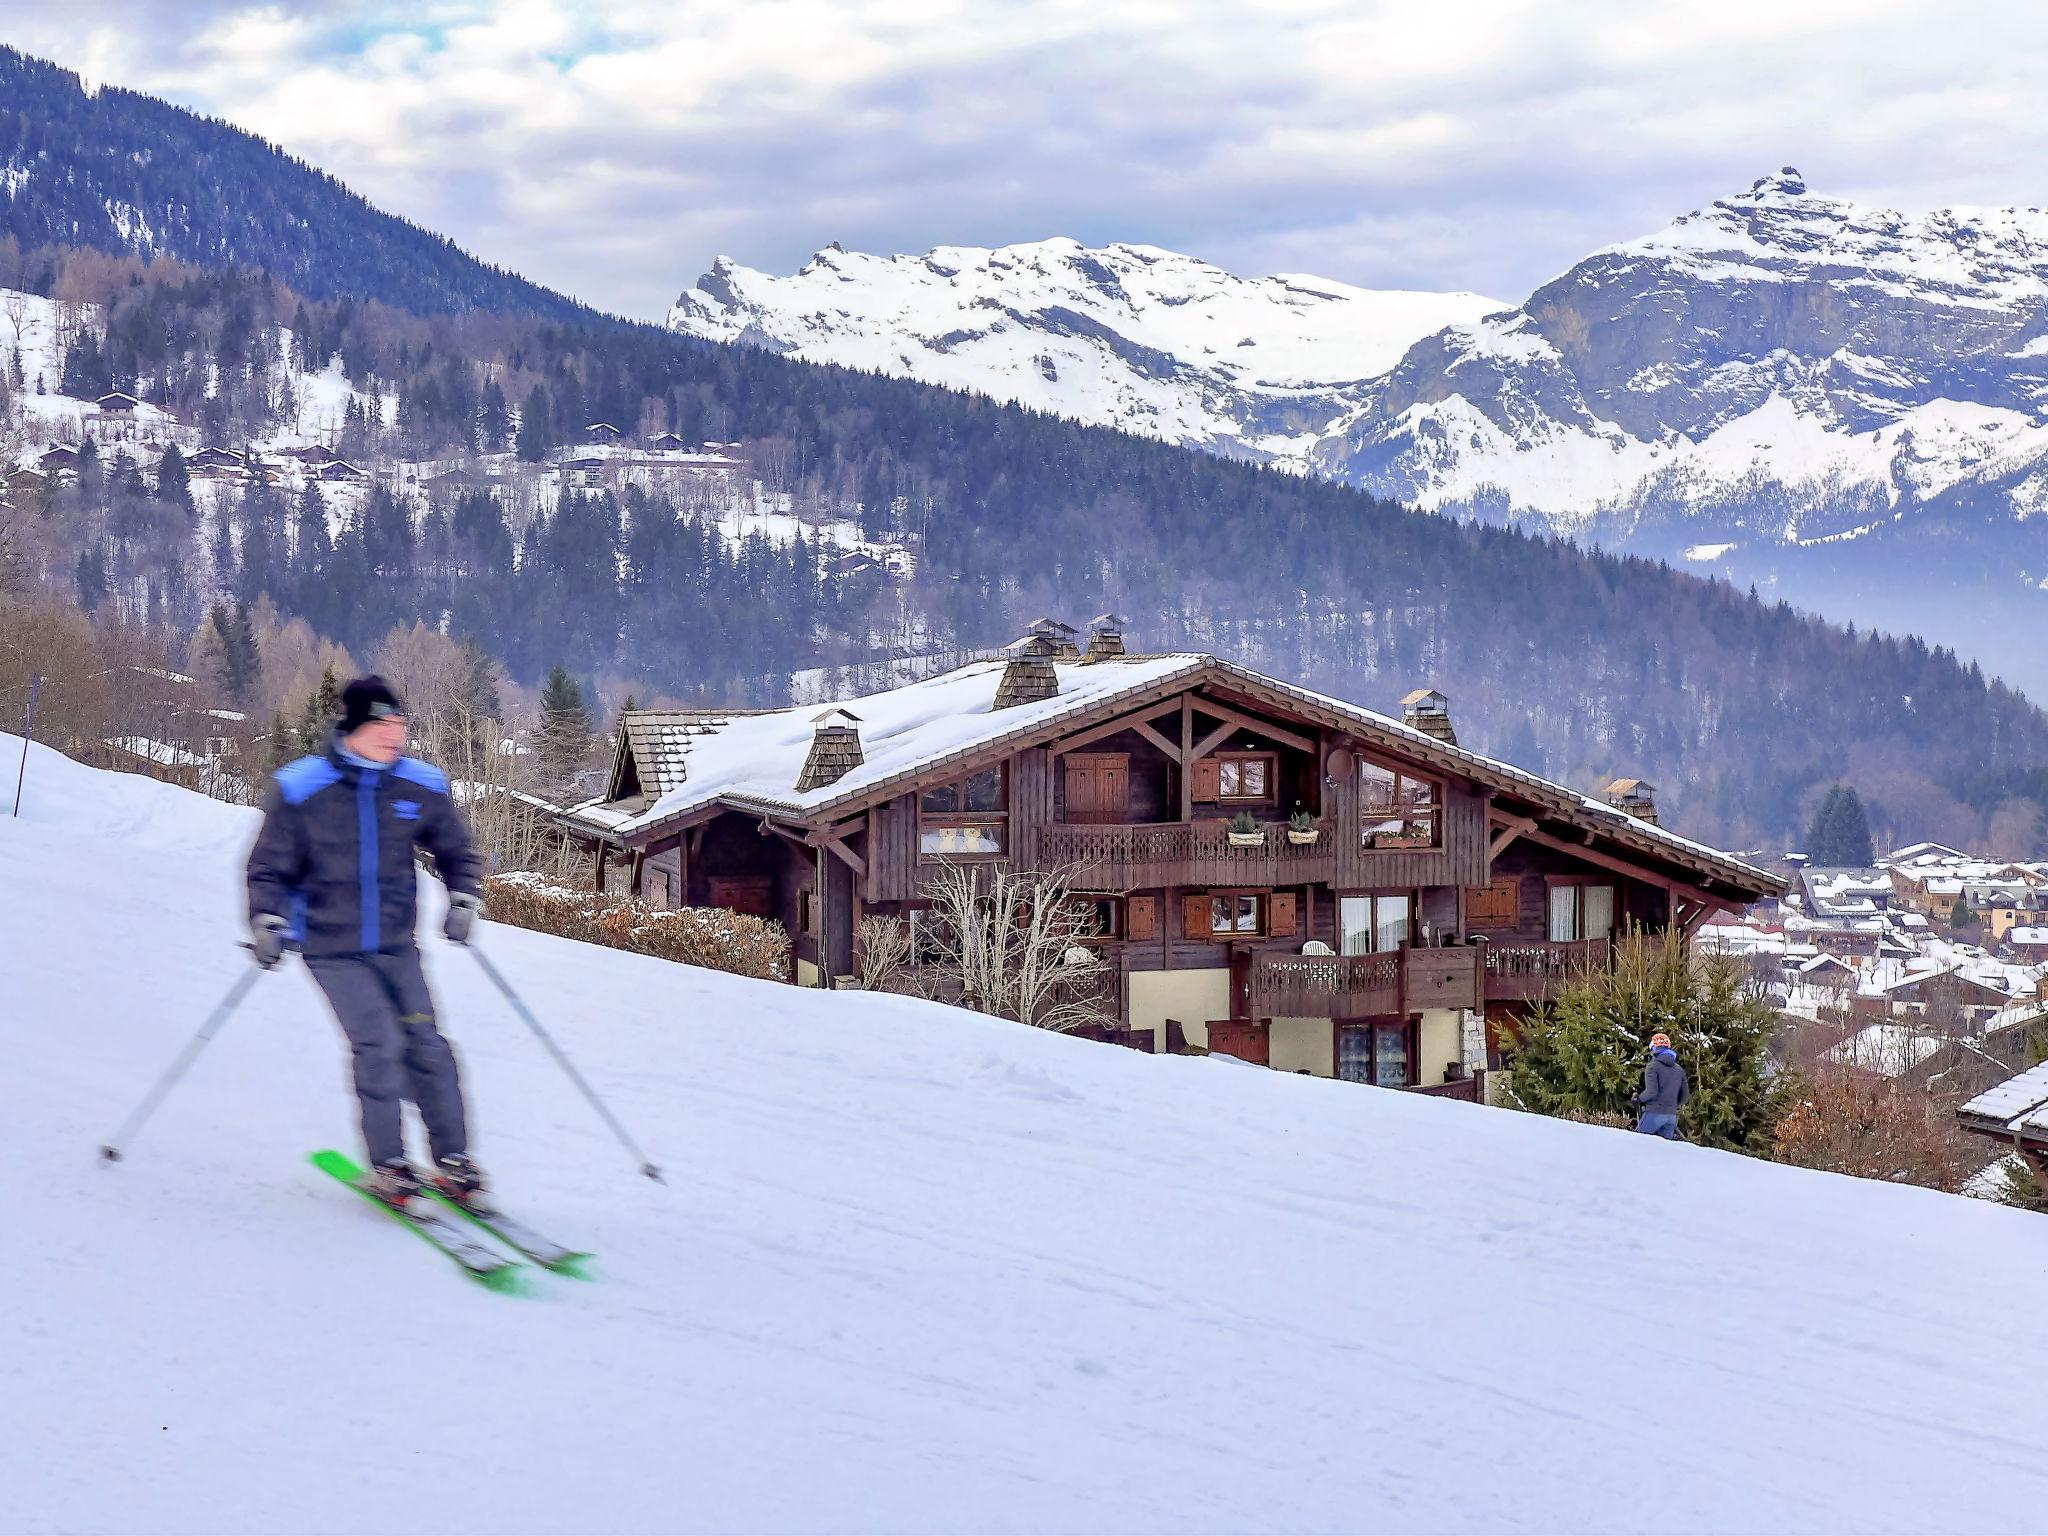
919;764;1008;856
1548;883;1616;941
1337;1023;1413;1087
1340;893;1413;955
1359;757;1441;848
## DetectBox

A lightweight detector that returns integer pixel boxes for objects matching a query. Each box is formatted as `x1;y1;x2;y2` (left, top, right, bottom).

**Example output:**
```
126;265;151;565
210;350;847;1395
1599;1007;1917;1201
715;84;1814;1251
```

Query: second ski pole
466;944;664;1182
100;965;264;1164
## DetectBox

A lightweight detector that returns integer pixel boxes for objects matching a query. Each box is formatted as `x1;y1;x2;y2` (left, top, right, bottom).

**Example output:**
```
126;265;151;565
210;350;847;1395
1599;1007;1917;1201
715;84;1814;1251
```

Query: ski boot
364;1159;424;1213
431;1153;494;1214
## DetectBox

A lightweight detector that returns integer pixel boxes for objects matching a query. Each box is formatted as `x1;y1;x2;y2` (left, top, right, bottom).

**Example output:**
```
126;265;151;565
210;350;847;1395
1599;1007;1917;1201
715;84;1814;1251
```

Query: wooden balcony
1247;943;1483;1018
1041;819;1335;889
1479;937;1612;1002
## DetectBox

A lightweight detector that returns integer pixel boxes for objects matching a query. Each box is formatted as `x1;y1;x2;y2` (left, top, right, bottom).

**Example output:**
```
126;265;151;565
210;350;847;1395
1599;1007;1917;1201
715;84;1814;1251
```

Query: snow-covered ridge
670;237;1499;466
10;734;2048;1530
665;177;2048;696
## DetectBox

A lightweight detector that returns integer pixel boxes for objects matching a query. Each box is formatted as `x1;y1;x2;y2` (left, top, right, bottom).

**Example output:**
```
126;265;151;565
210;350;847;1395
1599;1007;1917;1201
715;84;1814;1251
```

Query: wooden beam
1179;698;1193;821
1190;720;1239;763
814;829;867;880
1190;695;1316;755
1129;716;1182;761
1488;814;1536;862
1048;703;1183;758
1518;825;1738;914
758;818;811;850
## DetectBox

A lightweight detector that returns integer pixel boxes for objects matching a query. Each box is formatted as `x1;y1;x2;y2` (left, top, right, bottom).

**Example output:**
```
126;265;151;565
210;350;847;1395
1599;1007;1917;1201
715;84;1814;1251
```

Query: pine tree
536;662;592;787
1950;898;1980;933
1502;931;1791;1154
1807;783;1874;865
208;600;261;705
479;377;509;452
516;384;553;462
155;443;192;514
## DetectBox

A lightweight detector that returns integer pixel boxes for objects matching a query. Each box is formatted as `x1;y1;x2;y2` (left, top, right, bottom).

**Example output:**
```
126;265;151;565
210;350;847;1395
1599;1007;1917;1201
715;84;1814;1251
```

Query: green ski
425;1189;594;1278
309;1150;525;1294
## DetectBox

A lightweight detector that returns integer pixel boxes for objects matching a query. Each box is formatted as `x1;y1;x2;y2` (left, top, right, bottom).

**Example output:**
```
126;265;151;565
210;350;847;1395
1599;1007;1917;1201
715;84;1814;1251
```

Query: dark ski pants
305;947;467;1167
1635;1112;1681;1140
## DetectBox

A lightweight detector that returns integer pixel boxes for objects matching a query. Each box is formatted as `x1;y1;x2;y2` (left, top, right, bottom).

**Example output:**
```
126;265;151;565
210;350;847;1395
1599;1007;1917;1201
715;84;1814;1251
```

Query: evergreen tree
207;600;261;705
536;662;592;787
155;443;192;514
478;377;509;451
1806;784;1875;866
74;545;108;613
1503;932;1791;1154
516;383;553;462
1950;898;1980;933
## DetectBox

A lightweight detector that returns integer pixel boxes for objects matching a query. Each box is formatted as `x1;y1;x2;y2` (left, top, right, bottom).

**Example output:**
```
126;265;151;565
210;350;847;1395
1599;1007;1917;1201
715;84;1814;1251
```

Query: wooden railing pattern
1479;936;1612;1000
1041;820;1336;888
1248;950;1400;1017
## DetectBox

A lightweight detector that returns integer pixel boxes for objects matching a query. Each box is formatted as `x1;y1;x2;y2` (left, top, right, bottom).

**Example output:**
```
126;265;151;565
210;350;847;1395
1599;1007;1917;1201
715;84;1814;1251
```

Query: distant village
1702;841;2048;1096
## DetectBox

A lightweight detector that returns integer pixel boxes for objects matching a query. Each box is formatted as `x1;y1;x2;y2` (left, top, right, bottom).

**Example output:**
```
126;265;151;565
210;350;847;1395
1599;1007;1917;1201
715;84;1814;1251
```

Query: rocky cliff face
672;174;2048;694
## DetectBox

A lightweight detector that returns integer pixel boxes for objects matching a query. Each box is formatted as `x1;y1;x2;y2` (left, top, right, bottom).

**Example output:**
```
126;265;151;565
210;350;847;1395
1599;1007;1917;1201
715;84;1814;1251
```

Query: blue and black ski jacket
245;733;481;958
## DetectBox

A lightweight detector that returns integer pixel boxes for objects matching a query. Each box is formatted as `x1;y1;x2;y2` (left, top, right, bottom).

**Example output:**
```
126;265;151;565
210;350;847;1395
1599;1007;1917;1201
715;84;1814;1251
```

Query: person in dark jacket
245;675;487;1210
1631;1031;1690;1139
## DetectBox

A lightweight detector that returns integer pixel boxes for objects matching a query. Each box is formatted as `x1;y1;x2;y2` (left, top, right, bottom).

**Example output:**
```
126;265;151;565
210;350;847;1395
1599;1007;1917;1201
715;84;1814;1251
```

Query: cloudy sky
6;0;2046;319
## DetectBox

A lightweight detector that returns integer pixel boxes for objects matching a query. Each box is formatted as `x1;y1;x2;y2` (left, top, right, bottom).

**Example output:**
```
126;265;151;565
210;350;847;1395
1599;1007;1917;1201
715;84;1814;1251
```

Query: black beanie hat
340;675;406;734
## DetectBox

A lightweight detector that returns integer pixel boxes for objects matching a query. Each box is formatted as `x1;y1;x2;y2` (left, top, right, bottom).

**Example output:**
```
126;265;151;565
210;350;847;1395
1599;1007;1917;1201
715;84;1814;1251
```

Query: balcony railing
1247;943;1483;1018
1480;936;1612;1001
1041;819;1335;888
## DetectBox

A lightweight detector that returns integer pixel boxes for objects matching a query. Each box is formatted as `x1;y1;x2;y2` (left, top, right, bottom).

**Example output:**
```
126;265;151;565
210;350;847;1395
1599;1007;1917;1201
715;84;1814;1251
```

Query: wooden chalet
1959;1056;2048;1196
583;422;624;443
557;627;1784;1095
315;459;369;484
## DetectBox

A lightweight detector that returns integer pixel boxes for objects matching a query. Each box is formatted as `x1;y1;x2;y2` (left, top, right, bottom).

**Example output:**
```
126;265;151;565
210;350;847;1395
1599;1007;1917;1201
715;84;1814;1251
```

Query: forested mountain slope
0;49;2042;849
0;46;588;322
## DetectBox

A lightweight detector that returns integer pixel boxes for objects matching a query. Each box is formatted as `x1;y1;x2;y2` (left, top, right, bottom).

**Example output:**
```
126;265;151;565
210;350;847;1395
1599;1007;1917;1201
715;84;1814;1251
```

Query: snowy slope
8;737;2048;1534
670;239;1498;466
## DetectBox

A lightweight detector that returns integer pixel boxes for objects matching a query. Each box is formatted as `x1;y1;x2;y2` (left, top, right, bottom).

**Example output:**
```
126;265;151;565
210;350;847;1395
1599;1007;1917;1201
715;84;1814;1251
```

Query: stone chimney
1086;612;1127;660
796;708;864;792
1027;616;1082;660
995;632;1061;709
1401;688;1457;746
1604;777;1659;827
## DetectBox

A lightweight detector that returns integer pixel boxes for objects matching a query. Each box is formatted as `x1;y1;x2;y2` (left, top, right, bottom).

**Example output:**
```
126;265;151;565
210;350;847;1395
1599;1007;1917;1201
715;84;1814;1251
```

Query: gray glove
250;914;290;970
444;891;483;945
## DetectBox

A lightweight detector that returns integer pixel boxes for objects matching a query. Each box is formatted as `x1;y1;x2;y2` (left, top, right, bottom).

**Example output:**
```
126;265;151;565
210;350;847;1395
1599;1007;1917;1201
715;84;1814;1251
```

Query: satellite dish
1324;746;1354;778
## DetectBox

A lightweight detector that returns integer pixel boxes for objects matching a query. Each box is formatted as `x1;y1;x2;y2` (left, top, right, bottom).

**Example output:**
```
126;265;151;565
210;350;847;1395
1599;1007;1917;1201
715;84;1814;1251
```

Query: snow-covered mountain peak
668;237;1500;464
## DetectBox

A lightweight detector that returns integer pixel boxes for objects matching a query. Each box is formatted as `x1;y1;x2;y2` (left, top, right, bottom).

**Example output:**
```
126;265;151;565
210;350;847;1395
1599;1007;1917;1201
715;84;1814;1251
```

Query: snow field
6;733;2048;1533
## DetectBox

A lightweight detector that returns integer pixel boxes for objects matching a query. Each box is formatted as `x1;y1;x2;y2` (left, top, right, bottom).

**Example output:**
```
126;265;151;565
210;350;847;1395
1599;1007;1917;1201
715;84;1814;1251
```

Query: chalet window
1339;893;1412;955
1359;757;1441;848
1337;1022;1414;1088
1181;890;1293;939
1547;882;1616;942
1067;896;1122;941
1217;753;1275;801
919;765;1007;856
1212;893;1264;935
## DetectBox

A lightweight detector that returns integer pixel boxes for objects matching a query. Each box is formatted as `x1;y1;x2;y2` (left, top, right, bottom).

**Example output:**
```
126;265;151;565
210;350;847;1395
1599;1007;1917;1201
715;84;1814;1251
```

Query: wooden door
1207;1019;1270;1067
1063;753;1130;824
706;875;774;918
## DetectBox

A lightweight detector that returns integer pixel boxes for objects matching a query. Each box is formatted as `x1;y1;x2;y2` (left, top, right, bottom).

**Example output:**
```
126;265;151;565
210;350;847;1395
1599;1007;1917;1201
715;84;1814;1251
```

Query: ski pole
100;965;264;1164
466;944;664;1182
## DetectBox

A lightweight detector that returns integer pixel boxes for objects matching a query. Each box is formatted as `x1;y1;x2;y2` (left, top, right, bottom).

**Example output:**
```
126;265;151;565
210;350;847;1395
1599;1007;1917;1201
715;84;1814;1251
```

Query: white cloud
8;0;2048;320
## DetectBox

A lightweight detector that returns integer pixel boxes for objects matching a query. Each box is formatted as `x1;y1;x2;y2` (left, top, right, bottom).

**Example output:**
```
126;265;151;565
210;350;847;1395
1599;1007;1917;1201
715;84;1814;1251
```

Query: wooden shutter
1126;893;1159;941
1063;753;1130;824
1267;891;1298;937
1182;893;1213;940
1466;877;1519;927
1192;756;1221;802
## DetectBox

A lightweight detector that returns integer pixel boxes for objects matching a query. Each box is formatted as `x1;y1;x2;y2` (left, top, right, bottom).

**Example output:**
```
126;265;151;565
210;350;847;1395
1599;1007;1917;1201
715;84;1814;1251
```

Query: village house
583;422;624;443
556;624;1784;1096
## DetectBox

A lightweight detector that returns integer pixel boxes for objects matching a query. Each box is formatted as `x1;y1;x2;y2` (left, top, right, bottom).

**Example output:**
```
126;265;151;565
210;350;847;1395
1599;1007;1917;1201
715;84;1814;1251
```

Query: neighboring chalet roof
95;391;142;410
560;653;1784;900
2011;926;2048;946
1959;1059;2048;1143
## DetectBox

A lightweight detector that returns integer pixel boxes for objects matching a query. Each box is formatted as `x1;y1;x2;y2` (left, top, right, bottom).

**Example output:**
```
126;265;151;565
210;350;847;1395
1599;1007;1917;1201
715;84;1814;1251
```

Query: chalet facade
557;629;1783;1095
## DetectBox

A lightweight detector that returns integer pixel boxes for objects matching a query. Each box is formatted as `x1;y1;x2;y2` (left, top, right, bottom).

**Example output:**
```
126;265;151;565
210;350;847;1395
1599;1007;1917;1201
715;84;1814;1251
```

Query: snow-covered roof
563;652;1781;895
1825;1024;1944;1077
1959;1059;2048;1139
2011;927;2048;946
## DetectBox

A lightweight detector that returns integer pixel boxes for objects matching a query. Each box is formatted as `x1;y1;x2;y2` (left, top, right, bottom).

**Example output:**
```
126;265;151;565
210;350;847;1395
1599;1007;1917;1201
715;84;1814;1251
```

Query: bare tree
854;913;913;993
909;861;1119;1033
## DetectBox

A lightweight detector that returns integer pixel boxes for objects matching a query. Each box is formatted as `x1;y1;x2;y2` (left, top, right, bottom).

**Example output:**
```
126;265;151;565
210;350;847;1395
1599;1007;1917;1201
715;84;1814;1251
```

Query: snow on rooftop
1825;1023;1944;1076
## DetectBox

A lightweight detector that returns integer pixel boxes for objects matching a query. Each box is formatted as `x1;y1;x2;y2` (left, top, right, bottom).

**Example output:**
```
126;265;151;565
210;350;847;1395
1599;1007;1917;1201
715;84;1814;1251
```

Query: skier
245;675;488;1212
1631;1031;1690;1139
